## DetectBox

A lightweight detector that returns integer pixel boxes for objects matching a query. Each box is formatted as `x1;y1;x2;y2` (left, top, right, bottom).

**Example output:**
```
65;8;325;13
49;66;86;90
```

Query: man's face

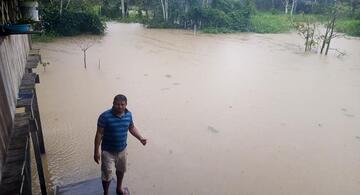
113;100;127;114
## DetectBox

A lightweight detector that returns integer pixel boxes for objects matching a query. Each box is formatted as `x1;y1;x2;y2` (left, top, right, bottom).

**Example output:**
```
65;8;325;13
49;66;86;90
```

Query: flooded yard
34;22;360;195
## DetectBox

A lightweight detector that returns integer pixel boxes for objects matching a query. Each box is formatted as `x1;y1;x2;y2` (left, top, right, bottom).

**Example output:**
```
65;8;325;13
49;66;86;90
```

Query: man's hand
94;127;103;164
140;138;147;146
94;150;100;164
129;124;147;146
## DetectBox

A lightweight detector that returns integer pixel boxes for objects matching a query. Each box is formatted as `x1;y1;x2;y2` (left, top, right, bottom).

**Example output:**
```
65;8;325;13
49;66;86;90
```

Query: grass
250;13;292;33
291;14;328;23
116;15;145;23
31;33;56;43
201;27;234;33
336;19;360;36
250;13;360;37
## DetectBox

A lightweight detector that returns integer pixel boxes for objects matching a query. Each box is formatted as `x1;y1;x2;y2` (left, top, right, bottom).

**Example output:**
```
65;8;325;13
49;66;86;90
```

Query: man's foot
116;187;129;195
102;180;111;195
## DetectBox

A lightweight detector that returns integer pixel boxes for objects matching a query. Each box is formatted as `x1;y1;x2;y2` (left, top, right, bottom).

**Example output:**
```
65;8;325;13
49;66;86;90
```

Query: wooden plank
27;55;40;62
26;60;39;69
32;90;45;154
16;98;32;109
26;55;40;72
30;119;47;195
0;115;30;195
29;49;40;55
16;91;33;110
21;73;37;86
19;84;35;90
0;31;43;36
14;112;31;119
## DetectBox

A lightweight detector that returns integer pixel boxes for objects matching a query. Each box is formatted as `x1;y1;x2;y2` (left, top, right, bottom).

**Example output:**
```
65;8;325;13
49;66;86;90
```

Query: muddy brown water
33;22;360;195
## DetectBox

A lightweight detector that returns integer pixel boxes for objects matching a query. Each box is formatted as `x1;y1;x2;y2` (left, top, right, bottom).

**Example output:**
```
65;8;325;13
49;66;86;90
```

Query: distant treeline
38;0;360;36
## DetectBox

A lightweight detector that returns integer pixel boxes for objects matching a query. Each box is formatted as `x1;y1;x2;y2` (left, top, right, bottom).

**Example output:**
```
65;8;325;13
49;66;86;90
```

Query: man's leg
102;180;111;195
115;149;127;195
101;151;114;195
116;171;125;194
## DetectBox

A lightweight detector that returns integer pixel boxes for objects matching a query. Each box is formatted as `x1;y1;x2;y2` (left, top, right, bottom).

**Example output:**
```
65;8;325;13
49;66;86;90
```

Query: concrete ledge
57;177;117;195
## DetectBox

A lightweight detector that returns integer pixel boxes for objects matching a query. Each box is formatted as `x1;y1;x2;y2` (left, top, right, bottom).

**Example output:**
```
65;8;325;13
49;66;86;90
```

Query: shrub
200;8;231;28
41;6;106;36
228;10;248;31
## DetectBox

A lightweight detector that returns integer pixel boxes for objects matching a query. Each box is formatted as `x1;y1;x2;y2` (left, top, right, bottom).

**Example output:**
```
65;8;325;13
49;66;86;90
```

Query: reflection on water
34;22;360;195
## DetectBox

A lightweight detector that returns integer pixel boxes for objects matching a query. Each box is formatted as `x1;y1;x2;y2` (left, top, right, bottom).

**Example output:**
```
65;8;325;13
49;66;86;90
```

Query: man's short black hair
113;94;127;103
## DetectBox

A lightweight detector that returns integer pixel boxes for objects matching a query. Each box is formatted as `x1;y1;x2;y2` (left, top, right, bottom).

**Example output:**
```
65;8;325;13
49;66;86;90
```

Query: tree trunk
325;15;336;55
305;24;309;52
65;0;71;9
60;0;63;16
160;0;166;21
83;50;86;69
202;0;211;8
320;21;330;54
165;0;168;21
309;23;315;51
121;0;125;18
321;2;337;55
290;0;297;16
284;0;289;14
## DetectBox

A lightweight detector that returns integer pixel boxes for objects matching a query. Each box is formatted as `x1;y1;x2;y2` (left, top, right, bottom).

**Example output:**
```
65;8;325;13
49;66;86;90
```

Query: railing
0;51;47;195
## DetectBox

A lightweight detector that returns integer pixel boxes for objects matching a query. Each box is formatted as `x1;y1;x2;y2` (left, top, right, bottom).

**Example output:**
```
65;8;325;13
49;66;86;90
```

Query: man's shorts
101;149;127;181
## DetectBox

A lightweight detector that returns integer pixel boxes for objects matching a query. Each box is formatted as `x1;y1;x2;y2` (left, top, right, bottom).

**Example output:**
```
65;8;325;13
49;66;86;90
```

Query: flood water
34;22;360;195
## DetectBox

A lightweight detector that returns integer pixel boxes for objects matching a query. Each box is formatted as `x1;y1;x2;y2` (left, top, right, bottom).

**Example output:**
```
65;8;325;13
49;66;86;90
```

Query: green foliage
16;18;36;24
228;10;248;31
41;6;106;36
40;0;358;36
250;13;291;33
101;4;121;19
211;0;234;13
147;21;178;29
31;33;56;42
291;14;327;23
40;61;50;71
201;8;231;28
202;27;233;33
178;0;256;32
336;19;360;36
116;14;145;23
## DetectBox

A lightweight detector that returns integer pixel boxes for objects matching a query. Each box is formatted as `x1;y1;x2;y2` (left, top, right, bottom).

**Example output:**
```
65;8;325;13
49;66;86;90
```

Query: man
94;94;147;195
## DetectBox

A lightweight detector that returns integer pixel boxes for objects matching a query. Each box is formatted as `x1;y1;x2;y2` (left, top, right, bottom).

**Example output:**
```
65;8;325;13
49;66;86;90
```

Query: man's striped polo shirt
97;108;133;152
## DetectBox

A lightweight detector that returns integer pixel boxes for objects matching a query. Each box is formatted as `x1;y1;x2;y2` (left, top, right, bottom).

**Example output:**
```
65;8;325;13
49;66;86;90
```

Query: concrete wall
0;35;29;180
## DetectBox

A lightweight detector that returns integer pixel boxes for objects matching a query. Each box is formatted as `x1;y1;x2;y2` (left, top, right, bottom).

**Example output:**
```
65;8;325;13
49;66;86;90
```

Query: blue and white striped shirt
97;108;133;152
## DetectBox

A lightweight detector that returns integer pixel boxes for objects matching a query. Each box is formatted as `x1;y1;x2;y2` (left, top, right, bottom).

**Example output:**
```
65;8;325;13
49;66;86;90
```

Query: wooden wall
0;0;21;24
0;35;29;181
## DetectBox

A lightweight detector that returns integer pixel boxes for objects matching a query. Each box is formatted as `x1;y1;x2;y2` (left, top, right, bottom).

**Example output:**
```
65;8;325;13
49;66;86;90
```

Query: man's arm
129;123;147;146
94;127;104;164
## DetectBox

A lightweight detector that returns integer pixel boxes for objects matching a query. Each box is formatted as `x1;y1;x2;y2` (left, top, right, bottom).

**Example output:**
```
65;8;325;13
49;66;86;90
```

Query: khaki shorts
101;149;127;181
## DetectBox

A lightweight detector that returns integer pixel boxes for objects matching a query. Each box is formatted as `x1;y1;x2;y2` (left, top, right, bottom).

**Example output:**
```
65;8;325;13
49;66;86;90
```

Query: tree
320;0;342;55
295;16;318;52
282;0;290;14
290;0;297;16
75;38;97;69
160;0;169;21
